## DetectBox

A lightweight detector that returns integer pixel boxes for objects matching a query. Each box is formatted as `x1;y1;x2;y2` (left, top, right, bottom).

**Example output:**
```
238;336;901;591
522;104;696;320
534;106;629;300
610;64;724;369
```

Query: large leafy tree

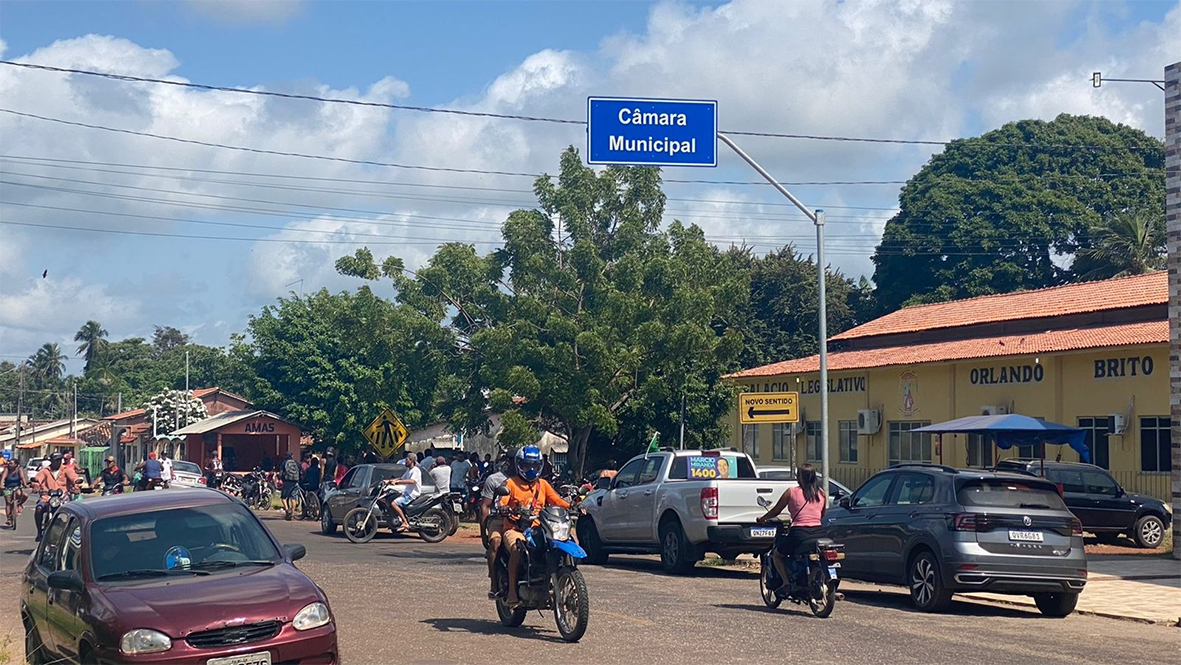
152;325;191;354
872;114;1165;311
1070;209;1166;280
143;388;209;435
73;320;108;373
243;287;452;453
339;147;746;476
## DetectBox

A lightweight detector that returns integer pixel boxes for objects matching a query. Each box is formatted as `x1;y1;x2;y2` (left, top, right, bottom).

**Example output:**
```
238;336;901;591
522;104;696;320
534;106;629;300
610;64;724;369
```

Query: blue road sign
587;97;717;167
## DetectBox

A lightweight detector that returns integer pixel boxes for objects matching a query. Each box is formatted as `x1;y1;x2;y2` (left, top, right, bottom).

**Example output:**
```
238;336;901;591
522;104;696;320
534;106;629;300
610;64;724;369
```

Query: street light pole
717;133;830;489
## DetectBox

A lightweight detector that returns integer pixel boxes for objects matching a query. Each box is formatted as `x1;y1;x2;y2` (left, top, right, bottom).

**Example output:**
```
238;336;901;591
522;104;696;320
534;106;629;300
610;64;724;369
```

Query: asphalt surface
2;502;1179;665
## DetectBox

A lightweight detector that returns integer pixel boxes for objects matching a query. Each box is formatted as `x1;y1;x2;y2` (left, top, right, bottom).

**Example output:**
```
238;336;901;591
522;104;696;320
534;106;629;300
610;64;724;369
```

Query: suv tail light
1055;483;1064;498
951;513;992;532
700;487;718;520
1070;518;1082;536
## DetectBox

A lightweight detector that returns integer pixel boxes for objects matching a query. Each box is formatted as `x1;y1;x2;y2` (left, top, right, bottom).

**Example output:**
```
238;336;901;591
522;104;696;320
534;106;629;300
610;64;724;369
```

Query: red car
22;489;337;664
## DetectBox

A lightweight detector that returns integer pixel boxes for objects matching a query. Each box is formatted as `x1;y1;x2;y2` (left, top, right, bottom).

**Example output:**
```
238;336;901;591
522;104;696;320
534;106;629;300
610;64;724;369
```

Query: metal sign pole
718;133;829;490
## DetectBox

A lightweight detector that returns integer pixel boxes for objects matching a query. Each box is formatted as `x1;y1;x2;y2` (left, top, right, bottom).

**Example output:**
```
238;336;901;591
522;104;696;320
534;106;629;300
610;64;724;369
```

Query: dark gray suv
827;464;1086;616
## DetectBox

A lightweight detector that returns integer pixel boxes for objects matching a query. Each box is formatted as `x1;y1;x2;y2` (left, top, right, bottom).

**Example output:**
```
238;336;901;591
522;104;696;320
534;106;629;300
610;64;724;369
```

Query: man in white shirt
385;454;421;532
428;456;451;496
160;453;174;489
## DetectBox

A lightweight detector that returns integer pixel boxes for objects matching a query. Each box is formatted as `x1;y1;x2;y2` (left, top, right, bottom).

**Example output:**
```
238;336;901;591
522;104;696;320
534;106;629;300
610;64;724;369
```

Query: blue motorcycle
492;501;590;642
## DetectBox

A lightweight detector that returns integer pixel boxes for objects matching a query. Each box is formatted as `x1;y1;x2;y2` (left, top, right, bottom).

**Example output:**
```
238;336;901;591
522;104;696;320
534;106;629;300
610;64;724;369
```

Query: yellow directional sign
362;409;409;460
738;392;799;424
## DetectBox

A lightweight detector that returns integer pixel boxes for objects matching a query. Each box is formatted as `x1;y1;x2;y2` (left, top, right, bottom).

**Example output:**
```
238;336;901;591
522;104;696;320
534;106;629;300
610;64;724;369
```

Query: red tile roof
729;320;1167;378
831;272;1167;342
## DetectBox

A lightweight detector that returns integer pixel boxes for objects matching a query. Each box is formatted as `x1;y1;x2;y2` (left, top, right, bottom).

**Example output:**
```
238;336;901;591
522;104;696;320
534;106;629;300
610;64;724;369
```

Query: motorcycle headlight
545;518;571;542
49;497;61;509
293;602;332;631
120;629;172;655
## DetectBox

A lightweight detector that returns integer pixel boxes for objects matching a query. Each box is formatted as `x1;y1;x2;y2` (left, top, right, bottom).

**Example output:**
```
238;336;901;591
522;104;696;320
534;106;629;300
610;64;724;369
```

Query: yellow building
726;272;1172;501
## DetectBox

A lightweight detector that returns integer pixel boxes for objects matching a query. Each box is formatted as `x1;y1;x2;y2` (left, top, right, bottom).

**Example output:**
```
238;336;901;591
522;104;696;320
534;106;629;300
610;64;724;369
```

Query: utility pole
117;392;122;414
71;380;77;437
14;365;23;449
679;392;686;450
718;133;830;492
185;350;190;393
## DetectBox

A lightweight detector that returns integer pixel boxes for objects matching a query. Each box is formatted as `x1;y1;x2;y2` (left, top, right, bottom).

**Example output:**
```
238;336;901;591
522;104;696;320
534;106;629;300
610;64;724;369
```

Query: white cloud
184;0;304;26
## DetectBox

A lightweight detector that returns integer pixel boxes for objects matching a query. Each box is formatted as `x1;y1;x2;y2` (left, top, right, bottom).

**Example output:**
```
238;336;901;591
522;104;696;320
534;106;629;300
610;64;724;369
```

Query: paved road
3;505;1179;664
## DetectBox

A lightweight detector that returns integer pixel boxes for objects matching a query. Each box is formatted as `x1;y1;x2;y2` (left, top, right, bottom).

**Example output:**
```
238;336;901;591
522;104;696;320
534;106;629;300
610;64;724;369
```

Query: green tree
872;114;1165;311
1070;209;1166;280
244;287;451;454
339;148;746;476
74;320;108;373
152;325;191;354
29;343;67;385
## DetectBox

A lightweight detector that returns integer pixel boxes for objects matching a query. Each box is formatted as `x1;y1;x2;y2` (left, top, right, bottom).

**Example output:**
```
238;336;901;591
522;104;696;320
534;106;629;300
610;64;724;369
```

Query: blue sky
0;0;1178;376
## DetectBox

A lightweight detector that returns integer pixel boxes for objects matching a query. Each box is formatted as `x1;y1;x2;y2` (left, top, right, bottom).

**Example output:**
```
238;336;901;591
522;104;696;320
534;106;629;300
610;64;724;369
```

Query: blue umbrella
912;414;1090;463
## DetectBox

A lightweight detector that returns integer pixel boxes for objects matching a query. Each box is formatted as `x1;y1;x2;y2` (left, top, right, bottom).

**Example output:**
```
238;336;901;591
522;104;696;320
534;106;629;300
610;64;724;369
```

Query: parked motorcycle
446;491;465;536
758;524;843;618
240;468;273;510
342;483;450;544
491;489;590;643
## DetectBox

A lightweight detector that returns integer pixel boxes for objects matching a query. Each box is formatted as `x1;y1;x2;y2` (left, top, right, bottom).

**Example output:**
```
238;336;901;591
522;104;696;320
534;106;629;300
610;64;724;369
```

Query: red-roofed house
106;388;253;467
726;272;1171;501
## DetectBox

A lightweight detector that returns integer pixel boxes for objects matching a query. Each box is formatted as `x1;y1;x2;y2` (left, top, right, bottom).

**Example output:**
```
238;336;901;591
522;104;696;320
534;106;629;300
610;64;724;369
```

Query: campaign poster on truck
687;455;739;479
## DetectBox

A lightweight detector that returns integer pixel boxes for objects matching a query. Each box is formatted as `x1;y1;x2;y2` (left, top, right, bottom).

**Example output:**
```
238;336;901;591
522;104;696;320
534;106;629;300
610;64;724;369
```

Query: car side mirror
47;570;84;592
494;485;511;497
1115;486;1126;498
839;496;852;510
284;544;307;561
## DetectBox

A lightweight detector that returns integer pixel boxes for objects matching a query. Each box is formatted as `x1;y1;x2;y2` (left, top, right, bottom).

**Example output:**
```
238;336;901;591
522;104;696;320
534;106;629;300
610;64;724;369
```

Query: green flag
647;431;660;453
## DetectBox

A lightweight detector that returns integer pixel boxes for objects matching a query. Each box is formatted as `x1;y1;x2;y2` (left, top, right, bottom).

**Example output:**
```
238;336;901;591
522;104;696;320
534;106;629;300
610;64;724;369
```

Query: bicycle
293;484;321;521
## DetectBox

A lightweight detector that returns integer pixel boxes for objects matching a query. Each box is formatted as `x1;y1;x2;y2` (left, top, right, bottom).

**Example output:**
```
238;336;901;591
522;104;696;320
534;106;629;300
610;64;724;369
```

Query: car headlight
293;602;331;631
120;629;172;654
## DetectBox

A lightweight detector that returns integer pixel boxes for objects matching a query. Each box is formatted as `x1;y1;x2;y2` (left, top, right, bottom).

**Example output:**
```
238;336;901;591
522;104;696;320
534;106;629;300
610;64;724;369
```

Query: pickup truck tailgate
715;480;794;524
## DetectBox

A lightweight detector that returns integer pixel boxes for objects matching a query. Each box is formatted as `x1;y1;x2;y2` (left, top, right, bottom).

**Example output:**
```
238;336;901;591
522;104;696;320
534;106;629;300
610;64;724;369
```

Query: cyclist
31;452;81;542
2;453;28;528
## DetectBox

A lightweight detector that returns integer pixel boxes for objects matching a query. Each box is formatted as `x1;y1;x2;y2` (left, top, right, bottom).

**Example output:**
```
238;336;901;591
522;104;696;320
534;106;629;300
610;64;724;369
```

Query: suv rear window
669;454;757;480
956;479;1067;510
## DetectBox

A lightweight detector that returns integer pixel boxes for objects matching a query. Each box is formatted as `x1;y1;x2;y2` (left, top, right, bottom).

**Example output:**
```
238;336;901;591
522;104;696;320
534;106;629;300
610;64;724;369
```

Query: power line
0;60;1166;152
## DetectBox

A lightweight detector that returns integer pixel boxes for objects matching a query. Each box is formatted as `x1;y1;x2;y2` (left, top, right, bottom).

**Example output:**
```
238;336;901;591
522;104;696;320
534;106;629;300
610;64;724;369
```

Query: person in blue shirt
136;452;163;490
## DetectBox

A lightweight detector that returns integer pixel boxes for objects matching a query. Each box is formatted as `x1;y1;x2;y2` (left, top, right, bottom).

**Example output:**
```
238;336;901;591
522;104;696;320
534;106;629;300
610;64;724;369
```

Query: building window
772;423;789;461
888;421;932;466
805;421;822;463
966;434;991;468
838;420;858;463
1140;417;1171;473
1015;416;1045;459
742;425;759;460
1077;417;1110;469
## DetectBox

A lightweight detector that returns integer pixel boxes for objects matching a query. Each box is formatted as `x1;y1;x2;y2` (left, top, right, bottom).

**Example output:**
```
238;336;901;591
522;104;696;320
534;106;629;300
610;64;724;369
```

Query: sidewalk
961;554;1181;625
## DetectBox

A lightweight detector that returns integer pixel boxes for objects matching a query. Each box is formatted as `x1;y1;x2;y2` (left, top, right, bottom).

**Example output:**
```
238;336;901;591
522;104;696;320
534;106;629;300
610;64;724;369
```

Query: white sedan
169;459;204;488
756;466;853;507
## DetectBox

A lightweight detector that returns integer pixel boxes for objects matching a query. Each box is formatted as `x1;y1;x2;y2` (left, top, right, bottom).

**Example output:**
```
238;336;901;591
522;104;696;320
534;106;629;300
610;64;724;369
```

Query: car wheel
908;551;952;612
1133;515;1165;549
659;519;699;575
320;506;337;535
577;518;609;565
24;615;47;665
1033;591;1079;617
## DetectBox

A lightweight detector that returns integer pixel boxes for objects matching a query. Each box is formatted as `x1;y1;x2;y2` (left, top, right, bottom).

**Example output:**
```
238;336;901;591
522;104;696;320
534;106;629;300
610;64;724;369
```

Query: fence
828;466;1172;504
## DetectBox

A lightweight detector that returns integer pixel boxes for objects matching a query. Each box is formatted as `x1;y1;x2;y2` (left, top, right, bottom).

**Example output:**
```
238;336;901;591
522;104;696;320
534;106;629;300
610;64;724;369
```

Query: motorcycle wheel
343;507;378;543
447;509;460;536
759;555;781;609
494;567;526;627
553;567;590;643
418;507;449;543
807;566;837;618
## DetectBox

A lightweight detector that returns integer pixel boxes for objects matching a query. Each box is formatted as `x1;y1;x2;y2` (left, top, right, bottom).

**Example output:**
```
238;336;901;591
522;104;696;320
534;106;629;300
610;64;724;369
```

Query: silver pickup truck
578;449;794;574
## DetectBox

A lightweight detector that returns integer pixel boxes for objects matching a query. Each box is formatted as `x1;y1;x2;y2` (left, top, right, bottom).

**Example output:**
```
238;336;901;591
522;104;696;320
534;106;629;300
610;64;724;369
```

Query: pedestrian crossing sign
362;409;408;460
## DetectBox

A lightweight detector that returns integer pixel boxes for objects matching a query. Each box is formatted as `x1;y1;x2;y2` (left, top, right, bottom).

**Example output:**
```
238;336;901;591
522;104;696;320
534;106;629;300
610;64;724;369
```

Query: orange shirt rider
32;462;81;500
499;475;570;533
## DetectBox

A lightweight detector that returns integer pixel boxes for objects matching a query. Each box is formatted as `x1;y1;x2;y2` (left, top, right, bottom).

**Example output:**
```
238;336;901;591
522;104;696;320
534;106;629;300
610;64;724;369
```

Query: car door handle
618;492;628;499
643;490;653;496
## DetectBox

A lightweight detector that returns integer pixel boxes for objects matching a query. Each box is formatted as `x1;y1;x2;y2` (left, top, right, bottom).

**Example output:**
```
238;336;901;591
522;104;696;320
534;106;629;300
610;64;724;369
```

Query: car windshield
90;503;280;582
172;460;201;474
956;479;1068;510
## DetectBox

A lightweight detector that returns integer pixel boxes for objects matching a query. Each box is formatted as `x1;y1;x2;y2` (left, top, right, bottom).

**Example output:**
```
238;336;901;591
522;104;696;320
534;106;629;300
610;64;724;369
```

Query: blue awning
912;414;1090;462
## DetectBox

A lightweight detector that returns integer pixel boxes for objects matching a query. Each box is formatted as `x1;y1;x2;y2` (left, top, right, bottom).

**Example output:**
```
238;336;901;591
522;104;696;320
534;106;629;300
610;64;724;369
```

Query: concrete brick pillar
1166;62;1180;559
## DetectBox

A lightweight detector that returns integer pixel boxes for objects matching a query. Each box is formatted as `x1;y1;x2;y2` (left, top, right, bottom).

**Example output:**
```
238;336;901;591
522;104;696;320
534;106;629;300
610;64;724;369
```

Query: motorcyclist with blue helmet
499;445;569;607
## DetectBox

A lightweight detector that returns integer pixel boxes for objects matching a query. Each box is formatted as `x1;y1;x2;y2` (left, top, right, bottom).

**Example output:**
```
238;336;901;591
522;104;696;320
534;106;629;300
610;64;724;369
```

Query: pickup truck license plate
749;527;777;539
1008;530;1043;543
208;652;271;665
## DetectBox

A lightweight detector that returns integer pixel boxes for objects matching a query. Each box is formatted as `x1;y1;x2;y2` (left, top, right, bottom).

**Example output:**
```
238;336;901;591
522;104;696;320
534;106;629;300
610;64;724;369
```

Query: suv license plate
750;527;777;539
208;652;271;665
1008;530;1043;543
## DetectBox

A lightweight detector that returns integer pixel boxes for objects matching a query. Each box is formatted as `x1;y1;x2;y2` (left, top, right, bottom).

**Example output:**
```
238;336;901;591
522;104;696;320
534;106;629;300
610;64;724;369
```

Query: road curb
957;593;1179;626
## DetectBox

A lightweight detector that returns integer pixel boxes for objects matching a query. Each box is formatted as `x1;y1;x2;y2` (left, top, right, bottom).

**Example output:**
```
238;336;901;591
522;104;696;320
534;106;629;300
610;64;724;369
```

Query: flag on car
647;431;660;454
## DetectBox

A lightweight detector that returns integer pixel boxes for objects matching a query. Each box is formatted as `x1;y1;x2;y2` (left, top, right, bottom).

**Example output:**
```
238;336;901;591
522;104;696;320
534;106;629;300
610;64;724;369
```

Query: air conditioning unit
1109;413;1128;435
857;409;881;435
981;405;1009;416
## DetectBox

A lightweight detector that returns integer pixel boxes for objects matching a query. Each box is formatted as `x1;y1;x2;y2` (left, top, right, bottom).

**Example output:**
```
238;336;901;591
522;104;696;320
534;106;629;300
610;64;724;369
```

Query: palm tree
1073;211;1166;281
29;343;68;385
74;320;109;373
